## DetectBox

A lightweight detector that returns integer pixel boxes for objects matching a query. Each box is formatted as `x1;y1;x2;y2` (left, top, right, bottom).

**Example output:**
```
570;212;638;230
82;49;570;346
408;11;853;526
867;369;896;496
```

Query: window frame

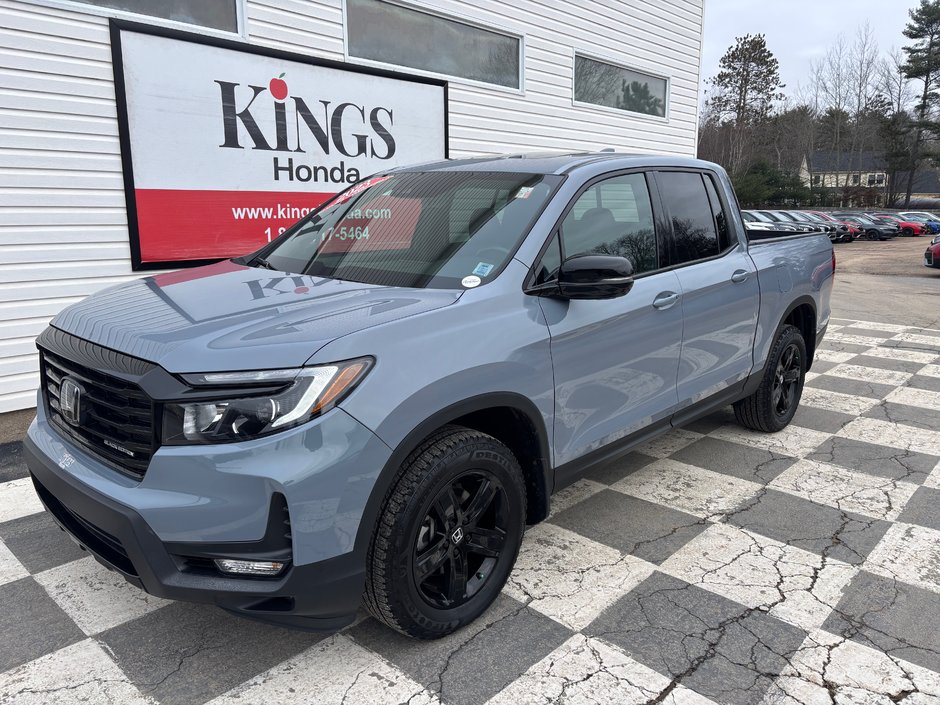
651;169;743;271
341;0;525;95
525;168;670;290
28;0;245;37
570;48;670;123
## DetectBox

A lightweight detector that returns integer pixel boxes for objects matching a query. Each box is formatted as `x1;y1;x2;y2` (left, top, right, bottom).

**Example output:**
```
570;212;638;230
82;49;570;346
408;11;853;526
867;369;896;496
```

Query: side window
534;233;562;284
657;171;720;264
703;175;734;252
560;173;658;275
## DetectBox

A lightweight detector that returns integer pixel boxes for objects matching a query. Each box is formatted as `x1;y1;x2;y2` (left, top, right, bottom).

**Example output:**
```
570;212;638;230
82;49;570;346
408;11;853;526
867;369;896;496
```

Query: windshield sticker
331;175;393;206
461;275;482;288
472;262;494;277
514;186;535;199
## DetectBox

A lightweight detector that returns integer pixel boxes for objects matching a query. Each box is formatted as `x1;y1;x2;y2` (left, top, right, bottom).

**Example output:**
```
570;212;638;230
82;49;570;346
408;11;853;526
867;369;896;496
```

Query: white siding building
0;0;705;412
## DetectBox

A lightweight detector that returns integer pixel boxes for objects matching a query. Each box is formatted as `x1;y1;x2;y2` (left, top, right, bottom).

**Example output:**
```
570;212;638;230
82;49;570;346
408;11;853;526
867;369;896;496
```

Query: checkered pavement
2;317;940;704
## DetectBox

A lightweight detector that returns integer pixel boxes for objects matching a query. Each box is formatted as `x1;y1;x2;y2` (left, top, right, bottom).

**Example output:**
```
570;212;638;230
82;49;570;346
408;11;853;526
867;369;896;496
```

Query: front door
536;172;683;468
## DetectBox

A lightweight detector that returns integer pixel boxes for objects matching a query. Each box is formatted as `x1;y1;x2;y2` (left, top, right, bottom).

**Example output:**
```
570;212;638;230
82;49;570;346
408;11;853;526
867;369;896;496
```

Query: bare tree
879;47;914;113
813;37;852;188
847;23;881;182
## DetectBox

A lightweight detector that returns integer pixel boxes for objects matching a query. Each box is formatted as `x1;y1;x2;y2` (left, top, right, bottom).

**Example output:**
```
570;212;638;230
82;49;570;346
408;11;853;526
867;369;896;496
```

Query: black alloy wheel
413;470;507;609
364;426;526;639
772;343;802;418
733;323;807;432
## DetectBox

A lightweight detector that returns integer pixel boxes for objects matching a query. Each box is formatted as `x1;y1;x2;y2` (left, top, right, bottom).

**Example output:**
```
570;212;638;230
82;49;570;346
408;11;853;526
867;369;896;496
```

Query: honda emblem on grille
59;377;84;427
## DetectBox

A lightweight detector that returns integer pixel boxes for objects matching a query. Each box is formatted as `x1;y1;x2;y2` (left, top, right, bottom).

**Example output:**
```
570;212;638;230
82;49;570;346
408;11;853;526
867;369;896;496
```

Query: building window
876;173;885;184
573;54;667;118
812;175;820;186
66;0;237;31
346;0;521;89
852;174;860;185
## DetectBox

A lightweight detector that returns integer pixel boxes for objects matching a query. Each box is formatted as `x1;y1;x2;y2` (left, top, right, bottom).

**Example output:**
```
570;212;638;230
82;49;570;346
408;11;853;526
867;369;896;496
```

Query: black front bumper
25;436;364;631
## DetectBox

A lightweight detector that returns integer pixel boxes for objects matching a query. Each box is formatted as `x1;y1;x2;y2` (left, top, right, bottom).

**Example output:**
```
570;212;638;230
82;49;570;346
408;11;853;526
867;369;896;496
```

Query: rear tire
364;426;526;639
734;324;807;433
867;229;879;241
903;227;913;237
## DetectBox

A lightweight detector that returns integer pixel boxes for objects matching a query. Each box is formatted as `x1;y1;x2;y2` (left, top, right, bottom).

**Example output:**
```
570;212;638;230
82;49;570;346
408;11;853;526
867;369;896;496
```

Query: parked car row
742;209;940;244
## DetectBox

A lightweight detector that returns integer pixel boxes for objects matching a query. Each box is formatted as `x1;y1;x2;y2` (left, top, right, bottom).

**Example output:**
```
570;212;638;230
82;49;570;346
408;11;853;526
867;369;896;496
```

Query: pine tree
708;35;785;174
709;35;785;125
901;0;940;205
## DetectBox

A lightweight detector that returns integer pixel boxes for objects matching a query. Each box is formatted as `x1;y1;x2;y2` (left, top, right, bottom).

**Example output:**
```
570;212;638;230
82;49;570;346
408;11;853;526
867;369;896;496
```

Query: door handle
731;269;749;283
652;292;680;310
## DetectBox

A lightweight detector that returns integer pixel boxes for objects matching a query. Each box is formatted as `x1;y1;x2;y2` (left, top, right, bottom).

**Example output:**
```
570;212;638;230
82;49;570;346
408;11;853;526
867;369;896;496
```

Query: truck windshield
253;171;562;289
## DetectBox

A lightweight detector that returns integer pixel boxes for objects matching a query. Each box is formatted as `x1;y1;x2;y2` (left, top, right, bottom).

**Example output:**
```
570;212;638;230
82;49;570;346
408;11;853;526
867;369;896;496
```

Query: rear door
654;170;760;409
535;172;683;468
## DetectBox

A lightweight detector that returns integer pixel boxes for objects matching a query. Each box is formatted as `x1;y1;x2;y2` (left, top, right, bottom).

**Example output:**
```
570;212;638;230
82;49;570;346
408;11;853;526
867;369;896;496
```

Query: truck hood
51;261;461;372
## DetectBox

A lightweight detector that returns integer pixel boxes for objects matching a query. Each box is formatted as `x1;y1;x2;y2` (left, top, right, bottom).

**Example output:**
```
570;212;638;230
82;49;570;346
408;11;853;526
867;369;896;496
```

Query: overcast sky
700;0;921;99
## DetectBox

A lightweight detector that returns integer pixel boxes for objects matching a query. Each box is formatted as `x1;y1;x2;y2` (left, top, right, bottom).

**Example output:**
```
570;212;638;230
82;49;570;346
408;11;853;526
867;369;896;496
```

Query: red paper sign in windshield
319;195;422;252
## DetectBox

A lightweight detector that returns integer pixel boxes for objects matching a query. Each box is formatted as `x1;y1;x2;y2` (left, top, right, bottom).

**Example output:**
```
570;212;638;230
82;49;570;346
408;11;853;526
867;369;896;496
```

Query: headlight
162;358;372;444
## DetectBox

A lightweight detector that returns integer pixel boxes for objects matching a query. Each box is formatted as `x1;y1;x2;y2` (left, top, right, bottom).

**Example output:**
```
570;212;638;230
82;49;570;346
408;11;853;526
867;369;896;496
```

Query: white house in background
799;151;887;189
799;151;940;201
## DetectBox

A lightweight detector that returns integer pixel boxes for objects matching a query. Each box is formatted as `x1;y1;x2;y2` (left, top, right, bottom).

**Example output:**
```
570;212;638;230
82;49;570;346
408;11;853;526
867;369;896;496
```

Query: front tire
734;324;807;433
364;426;526;639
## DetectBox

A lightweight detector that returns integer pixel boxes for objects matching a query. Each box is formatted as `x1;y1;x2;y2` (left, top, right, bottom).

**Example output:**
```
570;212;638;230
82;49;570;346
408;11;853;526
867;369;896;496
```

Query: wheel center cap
451;527;465;545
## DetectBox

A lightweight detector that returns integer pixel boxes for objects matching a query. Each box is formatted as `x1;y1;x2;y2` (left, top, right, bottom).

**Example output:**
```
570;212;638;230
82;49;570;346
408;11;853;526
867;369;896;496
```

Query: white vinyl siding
0;0;704;413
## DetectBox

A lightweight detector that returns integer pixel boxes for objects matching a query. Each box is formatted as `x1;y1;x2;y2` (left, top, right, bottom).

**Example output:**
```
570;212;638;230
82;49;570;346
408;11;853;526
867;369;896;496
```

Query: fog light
214;559;287;577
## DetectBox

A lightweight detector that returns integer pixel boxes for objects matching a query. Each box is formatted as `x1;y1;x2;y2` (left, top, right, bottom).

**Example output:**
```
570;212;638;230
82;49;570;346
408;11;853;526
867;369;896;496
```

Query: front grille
40;343;155;481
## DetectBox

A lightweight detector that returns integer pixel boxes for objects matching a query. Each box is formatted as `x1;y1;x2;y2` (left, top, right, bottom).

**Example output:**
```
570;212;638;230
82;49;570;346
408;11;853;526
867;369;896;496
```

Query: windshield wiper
251;257;277;270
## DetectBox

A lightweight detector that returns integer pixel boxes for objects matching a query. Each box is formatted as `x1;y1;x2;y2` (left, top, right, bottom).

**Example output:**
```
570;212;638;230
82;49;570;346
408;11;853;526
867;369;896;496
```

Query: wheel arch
353;393;553;556
779;295;817;369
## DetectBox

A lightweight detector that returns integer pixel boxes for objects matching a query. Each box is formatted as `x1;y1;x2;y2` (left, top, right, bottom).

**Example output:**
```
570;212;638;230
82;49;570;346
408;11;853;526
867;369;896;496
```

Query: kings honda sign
111;22;447;270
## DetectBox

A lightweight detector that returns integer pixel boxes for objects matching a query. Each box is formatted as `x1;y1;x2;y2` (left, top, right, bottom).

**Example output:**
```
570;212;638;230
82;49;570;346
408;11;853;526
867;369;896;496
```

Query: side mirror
531;254;634;300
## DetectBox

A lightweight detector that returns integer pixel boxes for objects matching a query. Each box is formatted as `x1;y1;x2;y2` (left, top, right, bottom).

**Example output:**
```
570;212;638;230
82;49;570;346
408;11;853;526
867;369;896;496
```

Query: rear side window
560;173;658;275
702;175;734;252
657;171;719;265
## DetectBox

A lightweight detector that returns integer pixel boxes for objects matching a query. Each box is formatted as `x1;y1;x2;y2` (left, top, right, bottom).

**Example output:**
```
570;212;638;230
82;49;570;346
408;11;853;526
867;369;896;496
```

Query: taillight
832;249;836;274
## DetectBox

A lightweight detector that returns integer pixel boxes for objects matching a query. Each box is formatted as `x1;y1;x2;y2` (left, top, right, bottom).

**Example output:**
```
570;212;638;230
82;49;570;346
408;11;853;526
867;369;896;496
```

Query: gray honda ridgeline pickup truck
25;153;833;638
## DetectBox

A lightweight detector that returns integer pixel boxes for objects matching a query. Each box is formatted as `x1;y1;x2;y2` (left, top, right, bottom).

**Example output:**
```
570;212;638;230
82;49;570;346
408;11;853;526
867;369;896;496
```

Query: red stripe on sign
135;189;334;263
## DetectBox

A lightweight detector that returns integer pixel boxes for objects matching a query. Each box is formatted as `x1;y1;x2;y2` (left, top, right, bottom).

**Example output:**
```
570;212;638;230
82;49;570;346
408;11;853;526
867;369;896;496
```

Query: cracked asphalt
2;268;940;703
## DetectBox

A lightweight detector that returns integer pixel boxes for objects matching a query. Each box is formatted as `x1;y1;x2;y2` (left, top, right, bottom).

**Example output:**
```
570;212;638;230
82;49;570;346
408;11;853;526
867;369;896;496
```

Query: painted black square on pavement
823;570;940;674
548;489;707;564
806;374;896;400
98;601;324;705
726;488;890;565
0;511;86;574
806;436;938;484
588;571;807;705
671;436;796;484
898;486;940;532
863;401;940;431
0;441;27;484
791;405;856;433
0;577;84;672
583;451;657;485
906;374;940;393
349;593;572;705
